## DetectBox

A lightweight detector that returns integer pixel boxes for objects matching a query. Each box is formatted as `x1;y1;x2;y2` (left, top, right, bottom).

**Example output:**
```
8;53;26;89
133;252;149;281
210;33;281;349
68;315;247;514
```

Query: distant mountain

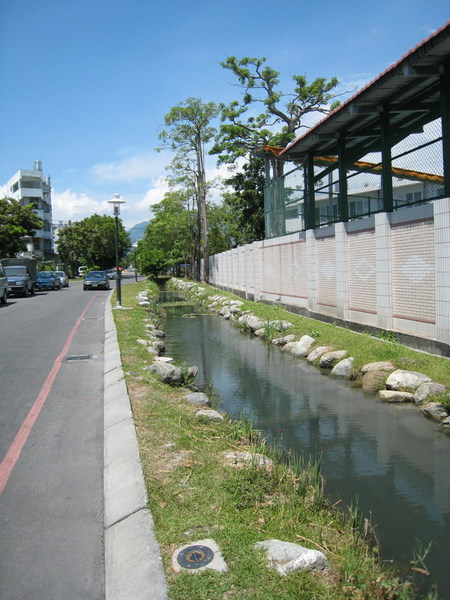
128;221;149;245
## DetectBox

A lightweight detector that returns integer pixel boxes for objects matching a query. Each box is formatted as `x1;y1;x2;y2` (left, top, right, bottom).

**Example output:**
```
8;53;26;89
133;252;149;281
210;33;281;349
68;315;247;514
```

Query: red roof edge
281;20;450;156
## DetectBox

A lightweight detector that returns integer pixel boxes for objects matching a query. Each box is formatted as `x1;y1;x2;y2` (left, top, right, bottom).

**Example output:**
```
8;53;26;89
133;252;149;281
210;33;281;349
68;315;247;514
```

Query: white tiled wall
208;200;450;346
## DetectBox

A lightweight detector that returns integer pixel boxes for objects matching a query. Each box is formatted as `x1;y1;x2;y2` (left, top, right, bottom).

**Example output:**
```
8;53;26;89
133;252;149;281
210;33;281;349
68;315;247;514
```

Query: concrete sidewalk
103;297;168;600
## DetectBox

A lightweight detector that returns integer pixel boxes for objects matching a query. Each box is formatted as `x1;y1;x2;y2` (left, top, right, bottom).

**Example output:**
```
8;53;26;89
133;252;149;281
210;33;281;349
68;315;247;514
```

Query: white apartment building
5;160;54;257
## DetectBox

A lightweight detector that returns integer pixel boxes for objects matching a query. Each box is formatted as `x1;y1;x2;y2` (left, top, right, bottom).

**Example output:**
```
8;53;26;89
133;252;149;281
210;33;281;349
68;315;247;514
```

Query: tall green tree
140;192;194;276
213;56;341;167
158;98;219;283
222;156;266;243
0;197;43;257
56;214;130;274
211;57;342;241
206;202;238;255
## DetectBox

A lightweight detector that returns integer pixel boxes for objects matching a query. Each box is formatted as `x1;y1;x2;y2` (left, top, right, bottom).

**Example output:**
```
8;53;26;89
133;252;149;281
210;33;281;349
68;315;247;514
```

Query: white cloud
138;176;169;208
51;189;109;223
90;151;170;182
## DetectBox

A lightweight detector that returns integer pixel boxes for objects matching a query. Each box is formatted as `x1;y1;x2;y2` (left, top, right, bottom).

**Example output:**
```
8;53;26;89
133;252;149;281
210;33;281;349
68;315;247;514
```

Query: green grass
111;280;436;599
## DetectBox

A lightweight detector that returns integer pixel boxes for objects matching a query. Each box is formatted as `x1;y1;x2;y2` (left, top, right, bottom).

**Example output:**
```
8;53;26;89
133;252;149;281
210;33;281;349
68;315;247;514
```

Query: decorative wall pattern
348;229;377;314
391;220;436;324
276;241;307;299
261;244;282;295
316;237;337;308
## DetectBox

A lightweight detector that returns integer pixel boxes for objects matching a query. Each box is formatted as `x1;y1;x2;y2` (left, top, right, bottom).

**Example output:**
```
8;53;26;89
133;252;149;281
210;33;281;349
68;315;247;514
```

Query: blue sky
0;0;448;231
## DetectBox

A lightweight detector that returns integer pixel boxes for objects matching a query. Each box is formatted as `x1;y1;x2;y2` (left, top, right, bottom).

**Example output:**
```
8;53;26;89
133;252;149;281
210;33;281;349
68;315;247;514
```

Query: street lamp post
132;241;140;282
107;194;125;308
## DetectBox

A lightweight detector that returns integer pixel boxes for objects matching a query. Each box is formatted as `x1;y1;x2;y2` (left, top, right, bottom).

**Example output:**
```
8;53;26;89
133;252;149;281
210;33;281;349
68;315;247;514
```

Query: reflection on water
162;296;450;598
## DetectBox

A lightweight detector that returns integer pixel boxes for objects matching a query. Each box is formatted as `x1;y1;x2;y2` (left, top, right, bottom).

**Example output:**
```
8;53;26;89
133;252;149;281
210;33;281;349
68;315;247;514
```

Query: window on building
22;180;41;190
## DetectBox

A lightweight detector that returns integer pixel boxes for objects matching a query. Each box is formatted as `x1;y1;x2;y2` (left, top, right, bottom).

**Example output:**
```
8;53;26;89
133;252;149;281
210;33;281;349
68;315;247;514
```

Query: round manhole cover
177;544;214;569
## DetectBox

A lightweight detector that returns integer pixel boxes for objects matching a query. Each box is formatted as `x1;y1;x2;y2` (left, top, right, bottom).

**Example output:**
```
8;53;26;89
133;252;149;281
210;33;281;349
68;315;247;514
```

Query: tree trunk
196;139;209;284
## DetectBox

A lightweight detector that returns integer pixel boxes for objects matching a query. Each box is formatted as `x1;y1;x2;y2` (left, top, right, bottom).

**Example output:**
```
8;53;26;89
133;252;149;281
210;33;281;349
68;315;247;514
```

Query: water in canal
160;292;450;599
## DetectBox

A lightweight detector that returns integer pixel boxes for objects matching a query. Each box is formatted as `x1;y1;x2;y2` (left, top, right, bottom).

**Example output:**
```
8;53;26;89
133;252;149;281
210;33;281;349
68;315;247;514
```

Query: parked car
83;270;110;291
36;271;61;290
0;264;7;304
1;257;37;297
55;271;69;287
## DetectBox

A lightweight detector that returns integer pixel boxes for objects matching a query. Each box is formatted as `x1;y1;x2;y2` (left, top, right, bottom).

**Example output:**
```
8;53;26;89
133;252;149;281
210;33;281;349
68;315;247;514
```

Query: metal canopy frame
274;21;450;226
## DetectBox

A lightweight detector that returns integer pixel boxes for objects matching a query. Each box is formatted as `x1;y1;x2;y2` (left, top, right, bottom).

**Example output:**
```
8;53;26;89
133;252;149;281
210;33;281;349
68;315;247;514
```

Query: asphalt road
0;281;109;600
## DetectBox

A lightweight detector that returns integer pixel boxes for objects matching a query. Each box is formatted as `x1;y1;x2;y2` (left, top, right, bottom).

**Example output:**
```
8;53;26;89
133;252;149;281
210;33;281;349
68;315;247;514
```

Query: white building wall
208;200;450;352
4;162;54;256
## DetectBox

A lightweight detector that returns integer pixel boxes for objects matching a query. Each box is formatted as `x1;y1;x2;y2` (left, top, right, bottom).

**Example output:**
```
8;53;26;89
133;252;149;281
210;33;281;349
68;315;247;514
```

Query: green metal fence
264;118;445;238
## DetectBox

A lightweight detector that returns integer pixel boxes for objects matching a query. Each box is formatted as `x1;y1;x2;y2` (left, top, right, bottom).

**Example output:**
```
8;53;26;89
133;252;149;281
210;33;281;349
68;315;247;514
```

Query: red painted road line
0;294;99;496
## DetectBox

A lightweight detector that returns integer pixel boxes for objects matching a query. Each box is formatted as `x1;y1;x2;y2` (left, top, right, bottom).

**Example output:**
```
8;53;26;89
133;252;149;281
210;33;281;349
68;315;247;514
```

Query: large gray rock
362;370;388;392
361;361;395;374
319;350;347;369
239;314;266;332
151;340;165;353
229;305;242;315
254;539;328;575
268;320;294;331
186;366;199;380
419;402;448;422
331;357;354;378
195;409;224;421
290;335;315;357
149;362;184;385
185;392;211;407
414;382;447;405
222;451;273;469
307;346;332;364
379;390;415;403
272;334;296;347
281;341;296;353
385;370;431;391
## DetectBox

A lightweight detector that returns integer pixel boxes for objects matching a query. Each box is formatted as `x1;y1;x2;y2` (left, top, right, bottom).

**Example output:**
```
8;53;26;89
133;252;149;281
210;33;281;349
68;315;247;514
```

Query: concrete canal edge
103;294;168;600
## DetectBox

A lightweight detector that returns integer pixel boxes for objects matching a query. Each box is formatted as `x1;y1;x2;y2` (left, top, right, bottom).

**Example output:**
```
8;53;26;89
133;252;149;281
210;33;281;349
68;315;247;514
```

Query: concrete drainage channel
103;294;168;600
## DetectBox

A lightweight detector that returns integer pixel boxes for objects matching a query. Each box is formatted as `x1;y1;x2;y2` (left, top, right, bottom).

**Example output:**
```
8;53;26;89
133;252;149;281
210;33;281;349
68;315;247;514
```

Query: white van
78;266;88;276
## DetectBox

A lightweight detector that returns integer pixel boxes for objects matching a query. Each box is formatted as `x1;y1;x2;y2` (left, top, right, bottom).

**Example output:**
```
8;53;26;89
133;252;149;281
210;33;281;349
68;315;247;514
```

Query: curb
104;295;168;600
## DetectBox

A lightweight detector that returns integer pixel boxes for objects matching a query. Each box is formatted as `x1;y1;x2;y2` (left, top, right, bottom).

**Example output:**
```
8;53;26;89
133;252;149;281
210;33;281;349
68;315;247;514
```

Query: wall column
306;229;317;312
434;198;450;345
337;134;349;222
304;155;316;229
335;222;349;320
375;212;393;330
380;108;394;213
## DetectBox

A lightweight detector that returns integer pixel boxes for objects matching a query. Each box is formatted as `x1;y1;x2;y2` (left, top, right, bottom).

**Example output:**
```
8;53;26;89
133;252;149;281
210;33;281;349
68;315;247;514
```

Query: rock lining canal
159;289;450;599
